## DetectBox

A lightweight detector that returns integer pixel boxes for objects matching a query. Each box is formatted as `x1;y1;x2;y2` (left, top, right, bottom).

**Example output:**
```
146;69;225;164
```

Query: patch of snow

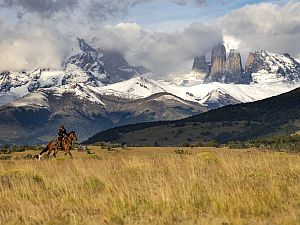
10;91;51;109
52;84;105;105
172;71;207;87
92;76;166;98
0;92;20;106
88;76;299;106
38;70;65;87
153;94;195;106
64;64;91;84
252;51;300;84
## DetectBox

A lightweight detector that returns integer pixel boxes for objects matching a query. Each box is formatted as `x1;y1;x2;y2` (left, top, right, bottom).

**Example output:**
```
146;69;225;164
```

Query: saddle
57;136;66;150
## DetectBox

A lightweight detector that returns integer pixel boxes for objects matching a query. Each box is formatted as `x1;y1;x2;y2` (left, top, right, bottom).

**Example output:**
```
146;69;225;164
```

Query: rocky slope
192;55;210;74
245;51;300;84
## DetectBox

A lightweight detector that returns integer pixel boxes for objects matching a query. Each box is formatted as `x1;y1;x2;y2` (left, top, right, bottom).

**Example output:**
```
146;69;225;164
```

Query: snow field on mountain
10;91;50;109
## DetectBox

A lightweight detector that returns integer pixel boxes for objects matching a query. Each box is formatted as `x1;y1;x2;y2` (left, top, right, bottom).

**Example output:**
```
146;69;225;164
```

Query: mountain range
0;38;300;144
83;87;300;146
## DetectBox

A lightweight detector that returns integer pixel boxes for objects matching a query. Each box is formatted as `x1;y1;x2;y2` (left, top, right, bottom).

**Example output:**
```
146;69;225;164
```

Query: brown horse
54;131;78;158
37;131;78;160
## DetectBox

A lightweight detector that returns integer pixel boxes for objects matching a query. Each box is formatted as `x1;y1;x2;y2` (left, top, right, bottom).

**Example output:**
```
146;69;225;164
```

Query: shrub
175;149;191;155
0;155;12;160
206;140;220;148
195;141;205;147
182;142;190;147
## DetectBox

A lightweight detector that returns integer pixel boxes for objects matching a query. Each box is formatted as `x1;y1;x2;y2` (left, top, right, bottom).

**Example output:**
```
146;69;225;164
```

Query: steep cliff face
245;52;265;76
205;44;247;84
206;43;227;82
192;56;210;75
224;50;250;84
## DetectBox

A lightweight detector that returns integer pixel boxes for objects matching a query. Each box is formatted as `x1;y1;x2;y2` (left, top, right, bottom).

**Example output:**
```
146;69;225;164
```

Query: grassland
0;147;300;225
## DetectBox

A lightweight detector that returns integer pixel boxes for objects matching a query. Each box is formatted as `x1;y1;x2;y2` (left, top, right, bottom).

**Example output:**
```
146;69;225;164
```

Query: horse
36;131;78;160
53;131;78;158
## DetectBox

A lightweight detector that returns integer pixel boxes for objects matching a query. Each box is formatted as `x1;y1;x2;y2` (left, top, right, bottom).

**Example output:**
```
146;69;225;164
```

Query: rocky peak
205;44;248;84
245;51;265;76
226;50;243;71
63;39;113;86
245;52;255;74
78;38;98;60
211;43;226;74
99;49;151;81
0;71;12;92
205;43;227;83
245;50;300;83
224;49;249;83
192;55;210;75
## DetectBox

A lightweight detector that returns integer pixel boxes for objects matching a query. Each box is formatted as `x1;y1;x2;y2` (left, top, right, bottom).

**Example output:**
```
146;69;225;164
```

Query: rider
58;125;67;149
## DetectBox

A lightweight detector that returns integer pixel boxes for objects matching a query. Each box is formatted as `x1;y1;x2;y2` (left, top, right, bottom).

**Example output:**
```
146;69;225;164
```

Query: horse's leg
53;145;58;158
68;148;73;158
53;141;60;158
47;147;53;157
64;145;73;158
62;141;68;156
47;142;56;158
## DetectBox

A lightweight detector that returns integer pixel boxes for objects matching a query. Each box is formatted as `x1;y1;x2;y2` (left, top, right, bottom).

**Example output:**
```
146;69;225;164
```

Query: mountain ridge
83;87;300;146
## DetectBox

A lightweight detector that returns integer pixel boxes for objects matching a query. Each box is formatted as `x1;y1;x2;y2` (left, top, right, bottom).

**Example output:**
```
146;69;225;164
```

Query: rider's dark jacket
58;128;67;137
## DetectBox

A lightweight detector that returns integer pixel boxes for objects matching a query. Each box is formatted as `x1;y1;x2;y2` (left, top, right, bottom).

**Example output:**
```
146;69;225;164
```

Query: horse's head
69;131;78;142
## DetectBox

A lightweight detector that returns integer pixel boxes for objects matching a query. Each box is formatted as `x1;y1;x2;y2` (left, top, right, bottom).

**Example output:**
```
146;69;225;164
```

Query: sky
124;0;286;31
0;0;299;76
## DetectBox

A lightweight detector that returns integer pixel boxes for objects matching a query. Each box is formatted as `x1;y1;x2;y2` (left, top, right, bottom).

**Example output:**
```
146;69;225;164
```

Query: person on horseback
58;125;67;150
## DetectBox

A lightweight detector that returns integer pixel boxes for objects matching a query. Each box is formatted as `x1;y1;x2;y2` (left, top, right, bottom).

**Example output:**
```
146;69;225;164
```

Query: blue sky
121;0;288;31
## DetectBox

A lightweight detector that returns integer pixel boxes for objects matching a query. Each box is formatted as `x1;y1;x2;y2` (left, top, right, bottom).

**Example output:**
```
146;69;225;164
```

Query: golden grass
0;147;300;225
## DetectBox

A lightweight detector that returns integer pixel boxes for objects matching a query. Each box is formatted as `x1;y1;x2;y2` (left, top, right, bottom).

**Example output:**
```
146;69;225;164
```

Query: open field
0;147;300;224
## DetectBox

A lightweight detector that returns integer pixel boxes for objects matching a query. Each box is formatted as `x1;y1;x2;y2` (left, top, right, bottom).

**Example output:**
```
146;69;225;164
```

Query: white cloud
220;1;300;61
0;21;68;71
0;0;216;74
91;22;222;74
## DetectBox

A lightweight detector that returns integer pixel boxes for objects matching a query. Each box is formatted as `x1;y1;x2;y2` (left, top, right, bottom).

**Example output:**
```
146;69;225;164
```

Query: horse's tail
36;146;49;161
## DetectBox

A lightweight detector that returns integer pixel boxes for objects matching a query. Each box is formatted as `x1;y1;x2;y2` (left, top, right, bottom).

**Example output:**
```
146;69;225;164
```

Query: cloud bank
92;22;222;74
0;0;214;74
220;1;300;61
0;21;68;71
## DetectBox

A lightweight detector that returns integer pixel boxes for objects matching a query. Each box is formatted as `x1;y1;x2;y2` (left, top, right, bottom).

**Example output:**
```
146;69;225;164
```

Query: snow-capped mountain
0;38;150;106
246;50;300;85
1;39;300;144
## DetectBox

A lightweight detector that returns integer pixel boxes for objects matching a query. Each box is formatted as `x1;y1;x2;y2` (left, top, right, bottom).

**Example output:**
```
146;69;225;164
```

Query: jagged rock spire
204;43;249;84
192;55;210;74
